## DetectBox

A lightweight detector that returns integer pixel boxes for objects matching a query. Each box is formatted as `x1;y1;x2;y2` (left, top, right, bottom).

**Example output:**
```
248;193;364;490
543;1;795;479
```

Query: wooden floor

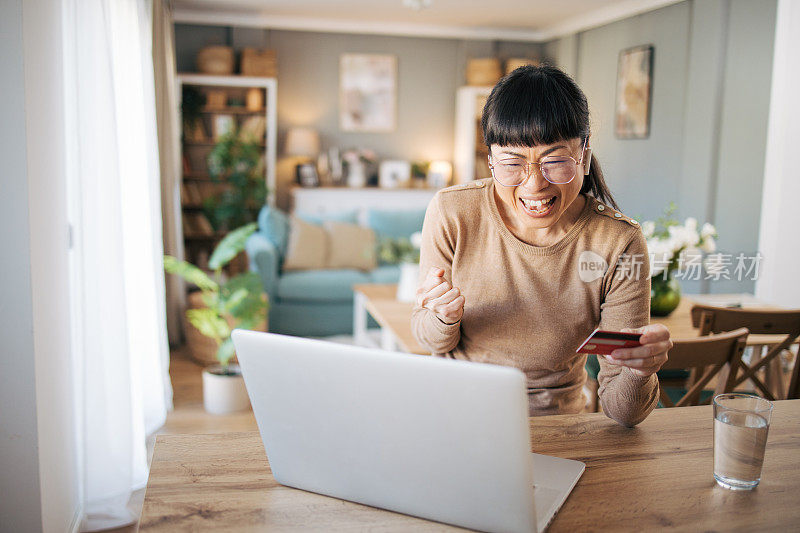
109;345;258;533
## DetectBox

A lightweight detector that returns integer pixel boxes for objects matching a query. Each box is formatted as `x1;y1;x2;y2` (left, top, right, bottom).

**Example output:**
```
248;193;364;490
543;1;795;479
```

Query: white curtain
62;0;173;530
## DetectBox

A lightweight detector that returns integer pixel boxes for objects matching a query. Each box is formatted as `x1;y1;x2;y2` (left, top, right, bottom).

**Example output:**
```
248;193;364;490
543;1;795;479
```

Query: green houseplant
204;130;267;232
164;223;268;413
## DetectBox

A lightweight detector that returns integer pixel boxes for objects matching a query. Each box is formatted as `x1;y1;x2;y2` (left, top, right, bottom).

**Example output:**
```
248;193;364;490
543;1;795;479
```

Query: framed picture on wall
340;54;397;132
614;45;653;139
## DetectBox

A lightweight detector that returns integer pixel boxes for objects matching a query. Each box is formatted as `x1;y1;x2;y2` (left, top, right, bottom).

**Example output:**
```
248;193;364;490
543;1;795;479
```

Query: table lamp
286;127;320;187
427;160;453;189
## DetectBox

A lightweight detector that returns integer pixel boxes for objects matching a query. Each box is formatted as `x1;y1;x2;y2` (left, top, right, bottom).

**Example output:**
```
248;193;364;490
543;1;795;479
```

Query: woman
411;65;672;427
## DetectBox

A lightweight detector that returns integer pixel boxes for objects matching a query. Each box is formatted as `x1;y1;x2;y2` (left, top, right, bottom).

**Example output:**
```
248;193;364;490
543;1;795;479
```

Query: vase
650;275;681;317
396;262;420;303
202;364;251;414
347;160;367;188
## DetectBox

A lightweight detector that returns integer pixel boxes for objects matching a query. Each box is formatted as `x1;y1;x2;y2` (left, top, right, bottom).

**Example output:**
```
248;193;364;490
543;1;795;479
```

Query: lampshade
427;160;453;189
285;127;320;157
429;160;452;178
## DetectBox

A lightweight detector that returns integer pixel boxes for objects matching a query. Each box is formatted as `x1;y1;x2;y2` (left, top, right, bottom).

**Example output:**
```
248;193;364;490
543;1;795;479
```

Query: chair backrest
690;305;800;400
690;305;800;336
658;328;749;408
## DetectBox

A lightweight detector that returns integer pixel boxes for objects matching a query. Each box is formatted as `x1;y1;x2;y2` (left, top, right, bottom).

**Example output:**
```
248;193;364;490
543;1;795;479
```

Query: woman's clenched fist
416;267;465;325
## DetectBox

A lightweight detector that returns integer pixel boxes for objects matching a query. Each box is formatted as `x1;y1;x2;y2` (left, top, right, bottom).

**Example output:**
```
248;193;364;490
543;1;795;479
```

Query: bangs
482;66;588;148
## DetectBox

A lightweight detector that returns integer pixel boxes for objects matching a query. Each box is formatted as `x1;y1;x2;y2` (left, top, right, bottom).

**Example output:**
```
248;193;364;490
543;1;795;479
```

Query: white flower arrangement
642;203;717;279
377;231;423;265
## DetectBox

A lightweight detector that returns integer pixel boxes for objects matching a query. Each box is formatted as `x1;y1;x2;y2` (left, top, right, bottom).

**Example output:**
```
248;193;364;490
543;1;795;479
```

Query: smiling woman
411;65;672;427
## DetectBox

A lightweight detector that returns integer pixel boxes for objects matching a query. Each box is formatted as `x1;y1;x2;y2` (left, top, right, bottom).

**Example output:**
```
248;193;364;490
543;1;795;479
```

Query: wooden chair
691;305;800;400
658;328;749;408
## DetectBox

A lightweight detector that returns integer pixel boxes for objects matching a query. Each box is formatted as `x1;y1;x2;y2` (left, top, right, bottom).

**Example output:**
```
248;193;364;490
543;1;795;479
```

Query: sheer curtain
62;0;173;530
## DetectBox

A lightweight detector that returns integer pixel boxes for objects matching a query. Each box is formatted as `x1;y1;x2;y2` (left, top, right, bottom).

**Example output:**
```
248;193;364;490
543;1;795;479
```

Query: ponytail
581;153;618;210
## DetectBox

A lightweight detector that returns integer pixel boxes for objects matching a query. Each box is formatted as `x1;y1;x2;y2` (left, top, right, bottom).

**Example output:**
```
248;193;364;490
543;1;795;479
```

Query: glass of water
713;393;773;490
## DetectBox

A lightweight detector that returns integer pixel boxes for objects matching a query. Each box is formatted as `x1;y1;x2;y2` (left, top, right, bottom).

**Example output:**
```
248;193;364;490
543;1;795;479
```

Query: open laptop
231;330;584;532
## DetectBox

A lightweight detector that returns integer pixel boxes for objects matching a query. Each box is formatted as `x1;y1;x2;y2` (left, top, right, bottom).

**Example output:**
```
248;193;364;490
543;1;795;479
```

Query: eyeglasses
488;137;588;186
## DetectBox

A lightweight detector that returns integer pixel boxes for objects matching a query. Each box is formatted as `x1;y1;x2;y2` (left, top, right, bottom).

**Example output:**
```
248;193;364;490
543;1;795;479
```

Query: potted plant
204;130;267;233
377;232;422;302
642;203;717;317
164;223;268;414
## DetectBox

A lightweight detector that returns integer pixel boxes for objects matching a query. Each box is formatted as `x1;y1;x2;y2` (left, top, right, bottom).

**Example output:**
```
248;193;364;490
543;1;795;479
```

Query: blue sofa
246;205;426;337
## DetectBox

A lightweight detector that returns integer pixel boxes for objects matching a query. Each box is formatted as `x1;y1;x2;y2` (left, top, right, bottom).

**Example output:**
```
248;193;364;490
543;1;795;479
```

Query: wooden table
353;283;427;354
139;400;800;531
352;285;781;355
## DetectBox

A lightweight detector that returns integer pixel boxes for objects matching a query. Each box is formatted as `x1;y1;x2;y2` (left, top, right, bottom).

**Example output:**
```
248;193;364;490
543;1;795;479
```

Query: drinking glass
713;393;773;490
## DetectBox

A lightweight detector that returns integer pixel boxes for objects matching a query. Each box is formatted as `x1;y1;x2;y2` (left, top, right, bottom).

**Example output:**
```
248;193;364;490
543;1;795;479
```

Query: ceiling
172;0;683;42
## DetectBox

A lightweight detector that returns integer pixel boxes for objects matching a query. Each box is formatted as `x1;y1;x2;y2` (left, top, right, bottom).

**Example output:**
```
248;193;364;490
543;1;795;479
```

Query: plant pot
651;276;681;317
202;364;250;414
184;291;268;366
396;262;420;303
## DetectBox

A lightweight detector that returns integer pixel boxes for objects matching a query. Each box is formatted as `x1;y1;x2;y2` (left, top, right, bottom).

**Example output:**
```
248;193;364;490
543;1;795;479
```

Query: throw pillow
325;221;377;271
282;216;328;271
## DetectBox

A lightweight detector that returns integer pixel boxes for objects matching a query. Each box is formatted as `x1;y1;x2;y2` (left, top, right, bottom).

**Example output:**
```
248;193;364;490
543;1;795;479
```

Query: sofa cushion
369;264;401;284
283;216;328;271
325;221;377;271
367;208;426;240
277;269;371;302
257;206;290;259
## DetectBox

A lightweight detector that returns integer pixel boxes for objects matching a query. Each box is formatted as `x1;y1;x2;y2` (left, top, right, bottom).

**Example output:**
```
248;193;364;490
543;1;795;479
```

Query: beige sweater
411;178;659;427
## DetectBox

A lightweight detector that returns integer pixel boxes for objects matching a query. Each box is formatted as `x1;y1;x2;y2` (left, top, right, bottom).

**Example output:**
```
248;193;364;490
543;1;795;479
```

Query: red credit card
576;328;642;355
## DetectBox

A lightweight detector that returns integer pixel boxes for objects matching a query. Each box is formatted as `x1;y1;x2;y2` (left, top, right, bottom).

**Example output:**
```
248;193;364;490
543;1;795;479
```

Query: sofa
246;205;426;337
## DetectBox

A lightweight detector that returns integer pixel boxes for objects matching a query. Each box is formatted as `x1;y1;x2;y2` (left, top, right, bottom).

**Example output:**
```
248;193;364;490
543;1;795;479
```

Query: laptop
232;330;584;532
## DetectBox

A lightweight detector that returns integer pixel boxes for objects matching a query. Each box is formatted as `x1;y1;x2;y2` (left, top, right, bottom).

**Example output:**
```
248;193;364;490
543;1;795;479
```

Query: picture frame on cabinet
379;160;411;189
296;162;320;188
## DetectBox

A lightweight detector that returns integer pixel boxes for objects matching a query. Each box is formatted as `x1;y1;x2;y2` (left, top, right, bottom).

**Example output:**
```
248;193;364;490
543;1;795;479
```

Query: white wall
0;0;81;531
0;0;44;529
756;0;800;308
25;0;82;530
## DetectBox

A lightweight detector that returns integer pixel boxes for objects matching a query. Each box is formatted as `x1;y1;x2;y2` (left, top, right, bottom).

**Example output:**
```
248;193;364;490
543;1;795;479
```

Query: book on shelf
240;116;266;142
182;212;215;237
185;118;208;143
194;213;215;236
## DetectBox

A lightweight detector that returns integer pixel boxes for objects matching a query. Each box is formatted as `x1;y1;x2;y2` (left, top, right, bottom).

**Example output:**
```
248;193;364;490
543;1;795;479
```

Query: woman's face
489;137;587;233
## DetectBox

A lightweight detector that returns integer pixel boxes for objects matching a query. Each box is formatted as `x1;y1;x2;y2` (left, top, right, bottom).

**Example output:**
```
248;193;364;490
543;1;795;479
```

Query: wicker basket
466;58;502;86
240;48;277;77
205;89;228;110
504;57;539;75
184;291;267;366
197;46;235;75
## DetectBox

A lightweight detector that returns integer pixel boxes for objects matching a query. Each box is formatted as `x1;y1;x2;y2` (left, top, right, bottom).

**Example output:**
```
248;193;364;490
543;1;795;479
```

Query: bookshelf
453;85;493;184
177;74;277;271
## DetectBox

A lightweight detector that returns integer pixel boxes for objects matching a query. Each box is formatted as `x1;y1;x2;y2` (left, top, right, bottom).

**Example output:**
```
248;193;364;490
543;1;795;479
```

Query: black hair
481;64;618;209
